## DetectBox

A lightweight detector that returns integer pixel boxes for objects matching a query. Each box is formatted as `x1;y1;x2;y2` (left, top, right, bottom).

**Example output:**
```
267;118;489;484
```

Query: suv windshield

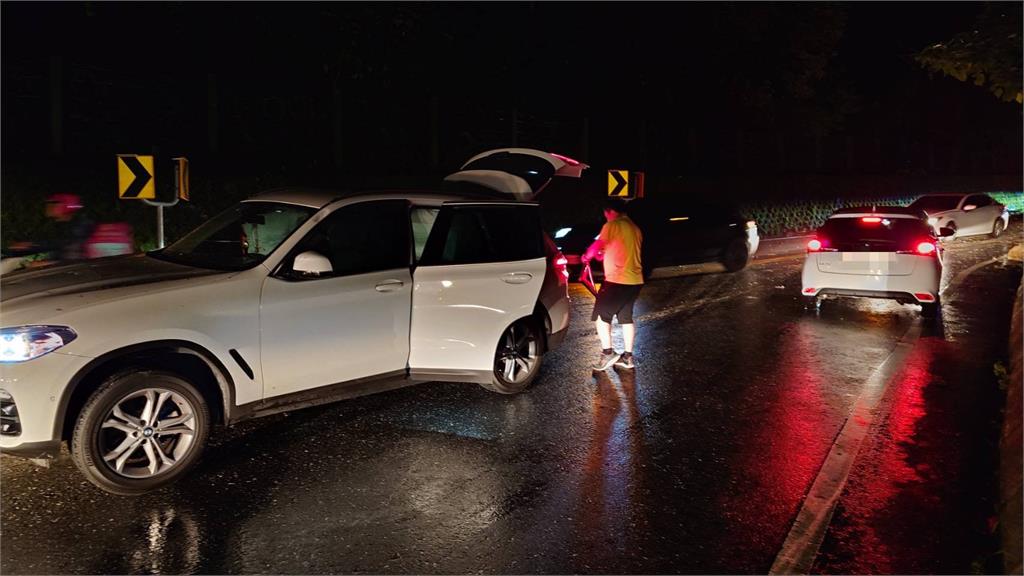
819;216;934;252
151;202;315;270
908;196;961;212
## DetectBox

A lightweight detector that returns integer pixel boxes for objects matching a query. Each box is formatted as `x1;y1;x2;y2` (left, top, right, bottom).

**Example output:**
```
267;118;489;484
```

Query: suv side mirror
938;227;956;238
962;204;977;211
293;251;332;276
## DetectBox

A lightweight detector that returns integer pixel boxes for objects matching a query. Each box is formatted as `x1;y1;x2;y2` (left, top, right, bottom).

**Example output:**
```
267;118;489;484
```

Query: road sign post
173;157;190;201
117;155;189;249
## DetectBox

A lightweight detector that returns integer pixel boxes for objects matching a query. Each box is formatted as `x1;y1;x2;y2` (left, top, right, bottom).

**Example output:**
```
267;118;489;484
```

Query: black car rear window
819;217;934;252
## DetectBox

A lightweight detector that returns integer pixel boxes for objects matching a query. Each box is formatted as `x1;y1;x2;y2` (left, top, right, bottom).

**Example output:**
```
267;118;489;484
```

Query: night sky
2;2;1021;243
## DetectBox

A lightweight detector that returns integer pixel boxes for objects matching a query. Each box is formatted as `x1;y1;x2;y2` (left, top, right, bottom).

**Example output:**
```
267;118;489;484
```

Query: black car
551;197;760;279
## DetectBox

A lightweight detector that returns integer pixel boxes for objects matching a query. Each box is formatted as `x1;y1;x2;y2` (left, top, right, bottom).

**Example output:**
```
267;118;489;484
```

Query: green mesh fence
741;191;1023;237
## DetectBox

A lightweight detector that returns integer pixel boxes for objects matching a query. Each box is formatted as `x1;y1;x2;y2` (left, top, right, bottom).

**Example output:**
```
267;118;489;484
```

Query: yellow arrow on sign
117;154;155;199
608;169;629;197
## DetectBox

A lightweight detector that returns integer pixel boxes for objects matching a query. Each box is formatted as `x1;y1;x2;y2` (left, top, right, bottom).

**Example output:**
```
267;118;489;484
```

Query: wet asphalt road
1;222;1021;574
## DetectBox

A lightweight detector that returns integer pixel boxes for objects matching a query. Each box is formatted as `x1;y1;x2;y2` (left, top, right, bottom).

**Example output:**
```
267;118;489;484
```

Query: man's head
603;198;628;222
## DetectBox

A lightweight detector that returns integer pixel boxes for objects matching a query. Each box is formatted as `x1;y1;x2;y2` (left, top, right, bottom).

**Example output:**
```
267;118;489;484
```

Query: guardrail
741;191;1023;237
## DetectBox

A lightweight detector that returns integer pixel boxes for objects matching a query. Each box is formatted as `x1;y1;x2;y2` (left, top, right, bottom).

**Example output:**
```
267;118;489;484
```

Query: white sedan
907;193;1009;239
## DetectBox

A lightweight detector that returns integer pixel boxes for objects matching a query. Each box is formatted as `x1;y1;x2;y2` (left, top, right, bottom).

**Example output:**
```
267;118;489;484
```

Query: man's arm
582;222;611;264
581;238;605;264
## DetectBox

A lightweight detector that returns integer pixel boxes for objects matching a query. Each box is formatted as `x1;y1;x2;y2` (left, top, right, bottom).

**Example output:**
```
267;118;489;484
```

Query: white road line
941;256;1002;296
769;319;923;575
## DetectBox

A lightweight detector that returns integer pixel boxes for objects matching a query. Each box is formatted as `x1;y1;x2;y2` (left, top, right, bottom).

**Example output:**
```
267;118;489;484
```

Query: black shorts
592;281;643;324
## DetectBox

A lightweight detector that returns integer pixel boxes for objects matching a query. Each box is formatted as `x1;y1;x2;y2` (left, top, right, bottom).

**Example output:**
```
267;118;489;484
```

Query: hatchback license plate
842;252;896;262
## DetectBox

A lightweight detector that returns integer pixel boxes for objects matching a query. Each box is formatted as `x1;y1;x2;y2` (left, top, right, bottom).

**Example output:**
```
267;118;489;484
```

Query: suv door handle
501;272;533;285
375;280;405;292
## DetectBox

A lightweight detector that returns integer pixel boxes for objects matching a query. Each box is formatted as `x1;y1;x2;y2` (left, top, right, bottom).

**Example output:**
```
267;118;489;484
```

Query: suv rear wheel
483;318;542;394
71;370;210;495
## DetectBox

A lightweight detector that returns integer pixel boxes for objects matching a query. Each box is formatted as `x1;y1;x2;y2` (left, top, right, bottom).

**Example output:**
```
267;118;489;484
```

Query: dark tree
916;2;1023;104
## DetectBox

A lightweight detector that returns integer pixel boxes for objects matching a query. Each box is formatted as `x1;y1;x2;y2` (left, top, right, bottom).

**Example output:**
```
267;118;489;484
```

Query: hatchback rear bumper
801;255;941;303
806;288;936;304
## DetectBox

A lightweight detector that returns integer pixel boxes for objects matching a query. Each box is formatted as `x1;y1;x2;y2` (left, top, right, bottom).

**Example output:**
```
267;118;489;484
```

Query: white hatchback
0;148;581;494
801;207;952;317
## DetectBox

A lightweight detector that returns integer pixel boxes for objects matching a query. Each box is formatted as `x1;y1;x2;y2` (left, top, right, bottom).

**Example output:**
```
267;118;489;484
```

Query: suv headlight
0;326;77;363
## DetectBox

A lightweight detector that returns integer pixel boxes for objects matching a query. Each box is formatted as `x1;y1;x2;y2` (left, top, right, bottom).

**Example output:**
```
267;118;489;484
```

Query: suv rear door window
420;204;543;265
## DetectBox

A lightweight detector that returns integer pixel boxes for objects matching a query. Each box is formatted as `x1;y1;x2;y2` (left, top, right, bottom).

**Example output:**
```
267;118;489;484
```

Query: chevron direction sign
608;169;629;197
117;154;155;199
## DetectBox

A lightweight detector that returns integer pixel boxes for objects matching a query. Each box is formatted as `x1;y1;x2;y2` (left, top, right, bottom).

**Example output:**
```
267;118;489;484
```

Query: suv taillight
554;254;569;286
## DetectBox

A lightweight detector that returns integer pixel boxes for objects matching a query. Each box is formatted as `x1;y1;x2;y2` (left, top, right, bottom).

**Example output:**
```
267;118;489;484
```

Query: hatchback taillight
897;240;938;257
807;239;822;252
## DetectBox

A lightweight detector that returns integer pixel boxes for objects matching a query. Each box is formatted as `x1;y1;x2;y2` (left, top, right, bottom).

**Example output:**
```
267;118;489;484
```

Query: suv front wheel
71;370;210;495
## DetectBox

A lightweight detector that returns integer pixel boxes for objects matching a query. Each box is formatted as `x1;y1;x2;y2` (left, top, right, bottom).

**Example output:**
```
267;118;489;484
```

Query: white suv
0;148;580;494
801;207;952;317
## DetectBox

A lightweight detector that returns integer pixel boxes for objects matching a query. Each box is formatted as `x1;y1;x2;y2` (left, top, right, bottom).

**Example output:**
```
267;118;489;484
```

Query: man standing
582;197;643;371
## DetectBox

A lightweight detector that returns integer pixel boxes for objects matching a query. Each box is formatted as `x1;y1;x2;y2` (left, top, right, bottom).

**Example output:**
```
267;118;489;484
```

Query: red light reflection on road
813;342;936;573
718;321;832;550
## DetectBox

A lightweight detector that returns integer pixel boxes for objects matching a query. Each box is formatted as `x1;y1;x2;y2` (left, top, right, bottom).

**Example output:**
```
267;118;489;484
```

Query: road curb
1001;280;1023;575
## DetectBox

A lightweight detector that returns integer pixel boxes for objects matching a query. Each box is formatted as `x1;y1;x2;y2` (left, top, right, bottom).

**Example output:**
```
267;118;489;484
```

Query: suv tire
721;239;750;272
71;370;210;495
483;318;542;394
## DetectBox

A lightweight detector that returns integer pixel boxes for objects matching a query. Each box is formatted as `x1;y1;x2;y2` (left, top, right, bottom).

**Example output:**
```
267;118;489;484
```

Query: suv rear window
819;217;934;252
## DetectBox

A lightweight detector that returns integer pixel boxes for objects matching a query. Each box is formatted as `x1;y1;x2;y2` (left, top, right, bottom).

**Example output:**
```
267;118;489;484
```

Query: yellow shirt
599;215;644;285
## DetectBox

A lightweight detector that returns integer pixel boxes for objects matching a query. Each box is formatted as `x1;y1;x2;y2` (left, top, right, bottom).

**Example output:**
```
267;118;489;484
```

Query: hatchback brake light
861;217;882;223
807;239;822;252
897;240;938;256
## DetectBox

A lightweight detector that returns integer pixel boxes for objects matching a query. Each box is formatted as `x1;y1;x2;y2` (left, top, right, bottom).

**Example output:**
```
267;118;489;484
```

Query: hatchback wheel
991;219;1005;238
920;299;941;318
484;318;542;394
71;371;210;495
802;295;821;312
721;239;749;272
